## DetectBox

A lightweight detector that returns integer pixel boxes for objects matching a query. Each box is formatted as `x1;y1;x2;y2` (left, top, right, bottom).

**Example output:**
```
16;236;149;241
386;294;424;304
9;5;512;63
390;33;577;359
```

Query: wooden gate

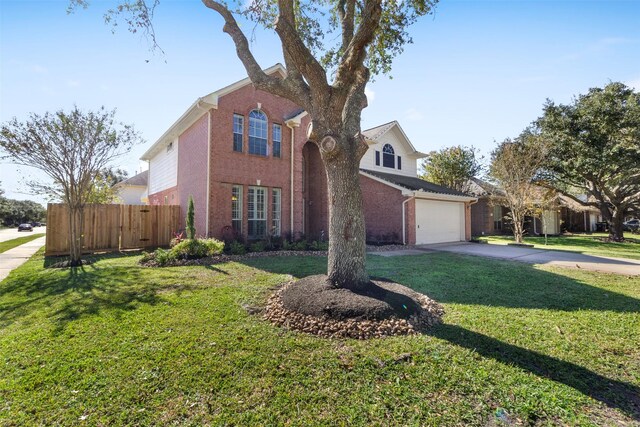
45;203;181;256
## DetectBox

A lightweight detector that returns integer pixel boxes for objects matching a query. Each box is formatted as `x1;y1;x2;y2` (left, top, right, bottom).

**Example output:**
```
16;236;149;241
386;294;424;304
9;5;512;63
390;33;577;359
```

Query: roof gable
362;121;426;158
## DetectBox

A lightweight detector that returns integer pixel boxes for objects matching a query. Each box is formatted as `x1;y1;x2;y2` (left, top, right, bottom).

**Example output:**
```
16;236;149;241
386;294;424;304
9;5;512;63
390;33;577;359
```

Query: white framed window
272;123;282;158
249;110;268;156
233;114;243;152
382;144;395;168
248;186;266;238
272;188;281;236
232;185;242;234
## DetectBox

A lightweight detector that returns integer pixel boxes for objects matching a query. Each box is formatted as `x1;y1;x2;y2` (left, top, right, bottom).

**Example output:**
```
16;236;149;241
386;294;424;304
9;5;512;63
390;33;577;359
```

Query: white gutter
205;109;212;236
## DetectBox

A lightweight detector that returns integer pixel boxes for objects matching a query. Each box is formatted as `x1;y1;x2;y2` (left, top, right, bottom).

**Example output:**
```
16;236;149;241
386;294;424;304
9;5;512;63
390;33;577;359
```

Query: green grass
0;233;45;254
477;232;640;260
1;251;639;426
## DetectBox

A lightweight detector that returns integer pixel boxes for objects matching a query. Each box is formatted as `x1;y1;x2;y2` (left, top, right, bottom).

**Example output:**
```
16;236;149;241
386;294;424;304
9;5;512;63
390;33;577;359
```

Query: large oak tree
537;82;640;241
76;0;439;289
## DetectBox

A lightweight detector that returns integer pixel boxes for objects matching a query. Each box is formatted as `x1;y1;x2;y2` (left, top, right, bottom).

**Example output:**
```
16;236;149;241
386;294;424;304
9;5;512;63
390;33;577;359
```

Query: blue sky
1;0;639;205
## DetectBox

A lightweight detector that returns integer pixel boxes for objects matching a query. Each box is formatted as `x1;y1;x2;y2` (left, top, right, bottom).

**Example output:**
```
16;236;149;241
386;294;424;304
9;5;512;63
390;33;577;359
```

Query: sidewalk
0;236;47;282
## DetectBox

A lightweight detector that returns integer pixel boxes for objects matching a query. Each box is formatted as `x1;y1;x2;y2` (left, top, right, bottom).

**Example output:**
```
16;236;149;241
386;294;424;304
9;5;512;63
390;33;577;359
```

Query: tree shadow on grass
430;323;640;421
0;253;170;332
241;253;640;313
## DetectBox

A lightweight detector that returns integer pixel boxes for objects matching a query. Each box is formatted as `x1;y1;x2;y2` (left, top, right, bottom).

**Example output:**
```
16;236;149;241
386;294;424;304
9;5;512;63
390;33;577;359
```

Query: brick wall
360;175;406;244
208;84;303;239
178;114;209;237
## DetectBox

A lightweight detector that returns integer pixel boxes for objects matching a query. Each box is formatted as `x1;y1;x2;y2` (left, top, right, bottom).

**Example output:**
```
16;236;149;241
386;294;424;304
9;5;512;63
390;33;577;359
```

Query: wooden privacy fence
45;204;181;256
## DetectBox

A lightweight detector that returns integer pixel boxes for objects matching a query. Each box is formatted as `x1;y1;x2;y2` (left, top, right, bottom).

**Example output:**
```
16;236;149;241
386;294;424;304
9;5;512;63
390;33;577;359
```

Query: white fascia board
141;63;286;161
412;190;477;203
285;110;308;127
140;98;216;160
359;170;414;196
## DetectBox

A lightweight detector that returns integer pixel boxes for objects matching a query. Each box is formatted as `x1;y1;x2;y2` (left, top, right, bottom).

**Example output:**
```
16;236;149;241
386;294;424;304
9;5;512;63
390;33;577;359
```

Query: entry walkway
373;242;640;276
0;236;47;282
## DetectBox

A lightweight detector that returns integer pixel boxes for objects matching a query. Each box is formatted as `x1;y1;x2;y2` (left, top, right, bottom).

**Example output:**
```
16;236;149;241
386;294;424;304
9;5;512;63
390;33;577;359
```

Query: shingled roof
360;169;470;197
117;170;148;187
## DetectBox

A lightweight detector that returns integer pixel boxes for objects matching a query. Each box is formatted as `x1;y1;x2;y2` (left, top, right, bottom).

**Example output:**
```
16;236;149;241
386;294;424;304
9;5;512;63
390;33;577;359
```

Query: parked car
31;221;41;227
623;218;639;232
18;223;33;232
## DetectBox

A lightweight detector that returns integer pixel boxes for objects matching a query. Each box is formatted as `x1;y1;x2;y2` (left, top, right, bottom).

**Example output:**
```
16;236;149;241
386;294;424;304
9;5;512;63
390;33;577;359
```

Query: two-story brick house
141;64;476;245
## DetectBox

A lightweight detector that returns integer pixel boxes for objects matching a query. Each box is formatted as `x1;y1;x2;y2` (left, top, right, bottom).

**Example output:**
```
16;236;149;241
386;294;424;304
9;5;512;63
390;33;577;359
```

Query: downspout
402;196;415;245
289;124;295;236
467;198;478;240
206;110;211;236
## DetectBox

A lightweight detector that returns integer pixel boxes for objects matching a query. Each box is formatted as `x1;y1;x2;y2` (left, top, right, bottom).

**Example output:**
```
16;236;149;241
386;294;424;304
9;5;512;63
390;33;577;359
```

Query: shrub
170;231;185;248
170;238;224;259
309;240;329;251
186;196;196;240
154;248;175;266
228;240;247;255
249;240;267;253
293;239;308;251
282;239;293;250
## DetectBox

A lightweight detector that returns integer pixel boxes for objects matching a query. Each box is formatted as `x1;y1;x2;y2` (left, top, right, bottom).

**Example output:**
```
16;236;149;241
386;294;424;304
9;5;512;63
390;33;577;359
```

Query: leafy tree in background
0;199;46;227
537;82;640;241
0;107;141;265
71;0;439;290
490;131;548;244
86;167;129;204
420;145;483;193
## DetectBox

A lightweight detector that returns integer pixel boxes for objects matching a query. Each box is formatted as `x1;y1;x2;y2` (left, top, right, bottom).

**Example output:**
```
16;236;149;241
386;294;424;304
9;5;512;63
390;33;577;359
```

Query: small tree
537;82;640;241
186;196;196;240
420;145;483;193
86;167;129;204
0;107;141;265
490;131;548;244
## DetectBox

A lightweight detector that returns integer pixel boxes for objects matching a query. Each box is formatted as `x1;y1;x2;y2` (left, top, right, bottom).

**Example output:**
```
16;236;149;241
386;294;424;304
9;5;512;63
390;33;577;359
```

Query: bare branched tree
0;107;142;265
490;131;548;244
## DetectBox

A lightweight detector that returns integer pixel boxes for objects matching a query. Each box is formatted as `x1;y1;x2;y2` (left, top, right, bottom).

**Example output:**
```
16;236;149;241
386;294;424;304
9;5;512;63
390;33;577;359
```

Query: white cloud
66;79;81;88
404;108;424;121
365;87;375;103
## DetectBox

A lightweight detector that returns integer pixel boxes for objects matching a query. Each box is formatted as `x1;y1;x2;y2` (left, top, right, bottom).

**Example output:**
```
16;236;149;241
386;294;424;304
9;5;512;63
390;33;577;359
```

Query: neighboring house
113;170;149;205
141;64;477;245
468;178;601;236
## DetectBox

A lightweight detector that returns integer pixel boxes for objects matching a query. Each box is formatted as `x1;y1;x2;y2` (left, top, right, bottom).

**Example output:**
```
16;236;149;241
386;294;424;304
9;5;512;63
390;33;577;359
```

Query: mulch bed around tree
263;275;444;339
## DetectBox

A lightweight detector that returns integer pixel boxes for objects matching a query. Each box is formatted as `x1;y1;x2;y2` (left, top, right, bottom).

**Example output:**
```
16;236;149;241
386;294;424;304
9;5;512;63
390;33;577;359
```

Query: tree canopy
420;145;483;193
0;106;142;264
537;82;640;240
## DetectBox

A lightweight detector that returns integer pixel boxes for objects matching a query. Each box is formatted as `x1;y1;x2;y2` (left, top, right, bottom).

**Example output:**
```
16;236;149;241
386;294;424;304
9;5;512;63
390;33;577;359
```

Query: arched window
249;110;268;156
382;144;395;168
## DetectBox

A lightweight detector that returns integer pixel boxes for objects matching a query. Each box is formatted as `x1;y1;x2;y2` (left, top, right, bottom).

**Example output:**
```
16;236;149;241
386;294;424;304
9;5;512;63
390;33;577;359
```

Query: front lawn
1;251;638;425
0;233;45;254
477;233;640;260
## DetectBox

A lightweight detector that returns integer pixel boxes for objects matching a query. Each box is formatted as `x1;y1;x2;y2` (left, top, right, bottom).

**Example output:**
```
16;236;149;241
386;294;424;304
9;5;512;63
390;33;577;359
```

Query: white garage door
415;199;465;244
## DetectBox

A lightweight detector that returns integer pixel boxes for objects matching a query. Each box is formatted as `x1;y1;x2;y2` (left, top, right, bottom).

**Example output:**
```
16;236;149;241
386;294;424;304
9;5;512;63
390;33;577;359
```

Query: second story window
233;114;244;152
249;110;268;156
273;124;281;158
383;144;395;168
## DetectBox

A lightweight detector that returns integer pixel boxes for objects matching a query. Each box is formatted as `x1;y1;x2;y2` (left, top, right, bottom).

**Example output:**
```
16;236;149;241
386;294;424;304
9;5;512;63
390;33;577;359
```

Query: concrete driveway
371;242;640;276
414;242;640;276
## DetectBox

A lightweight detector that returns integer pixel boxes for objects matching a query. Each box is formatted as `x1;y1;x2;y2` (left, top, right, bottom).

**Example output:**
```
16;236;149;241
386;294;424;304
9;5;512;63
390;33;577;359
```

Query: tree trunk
609;209;626;242
322;138;369;290
511;210;525;244
68;205;84;266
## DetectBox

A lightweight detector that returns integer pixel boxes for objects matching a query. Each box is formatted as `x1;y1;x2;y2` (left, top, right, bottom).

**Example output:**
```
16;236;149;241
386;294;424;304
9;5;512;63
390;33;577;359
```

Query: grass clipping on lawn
264;275;445;339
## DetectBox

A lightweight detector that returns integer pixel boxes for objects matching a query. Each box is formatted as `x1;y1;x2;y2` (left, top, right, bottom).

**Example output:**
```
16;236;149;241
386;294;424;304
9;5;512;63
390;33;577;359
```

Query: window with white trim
272;123;281;158
232;185;242;234
382;144;395;168
271;188;281;236
248;186;266;238
233;114;243;152
249;110;268;156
